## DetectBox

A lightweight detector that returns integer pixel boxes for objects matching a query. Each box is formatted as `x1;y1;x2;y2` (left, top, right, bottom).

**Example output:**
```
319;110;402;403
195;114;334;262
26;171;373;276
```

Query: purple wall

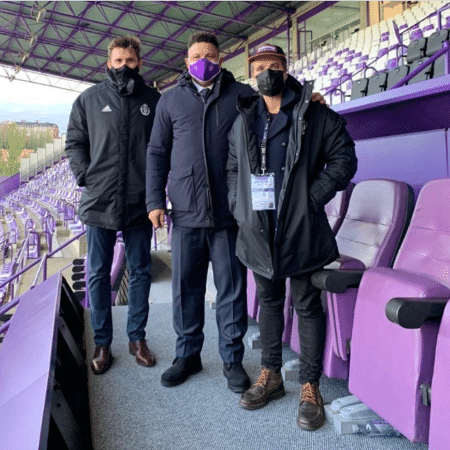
0;173;20;201
353;129;449;198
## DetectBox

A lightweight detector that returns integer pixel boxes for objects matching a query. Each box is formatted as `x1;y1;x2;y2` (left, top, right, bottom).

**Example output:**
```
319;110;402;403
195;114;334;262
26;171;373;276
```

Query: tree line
0;122;54;176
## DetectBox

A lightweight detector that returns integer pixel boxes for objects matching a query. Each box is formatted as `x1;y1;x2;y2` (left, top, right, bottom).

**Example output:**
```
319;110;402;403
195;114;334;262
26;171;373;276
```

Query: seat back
350;78;368;100
386;65;410;89
406;37;428;63
335;179;414;269
393;178;450;289
425;29;450;56
432;54;446;78
409;57;434;83
366;72;388;96
325;182;354;234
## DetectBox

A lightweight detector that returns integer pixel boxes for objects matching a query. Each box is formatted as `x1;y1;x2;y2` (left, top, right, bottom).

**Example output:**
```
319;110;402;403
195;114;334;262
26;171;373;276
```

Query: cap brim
248;52;287;63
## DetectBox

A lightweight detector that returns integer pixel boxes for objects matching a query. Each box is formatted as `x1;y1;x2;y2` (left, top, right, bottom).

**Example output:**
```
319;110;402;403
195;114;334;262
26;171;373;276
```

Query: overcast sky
0;75;88;134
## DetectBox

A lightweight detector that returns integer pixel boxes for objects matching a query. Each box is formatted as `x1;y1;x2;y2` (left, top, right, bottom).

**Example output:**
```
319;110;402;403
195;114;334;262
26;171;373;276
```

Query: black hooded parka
226;76;357;280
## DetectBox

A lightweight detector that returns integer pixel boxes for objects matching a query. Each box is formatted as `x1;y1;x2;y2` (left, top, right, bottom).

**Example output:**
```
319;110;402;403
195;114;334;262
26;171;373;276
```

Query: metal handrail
0;229;86;292
0;229;86;334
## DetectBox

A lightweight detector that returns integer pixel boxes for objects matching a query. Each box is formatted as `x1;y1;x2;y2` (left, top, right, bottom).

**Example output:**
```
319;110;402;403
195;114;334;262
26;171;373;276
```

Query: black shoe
297;382;325;431
223;362;251;393
161;356;202;387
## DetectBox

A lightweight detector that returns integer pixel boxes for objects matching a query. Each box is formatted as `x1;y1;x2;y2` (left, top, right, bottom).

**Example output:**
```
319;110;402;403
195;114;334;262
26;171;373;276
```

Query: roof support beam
156;1;277;31
102;1;246;40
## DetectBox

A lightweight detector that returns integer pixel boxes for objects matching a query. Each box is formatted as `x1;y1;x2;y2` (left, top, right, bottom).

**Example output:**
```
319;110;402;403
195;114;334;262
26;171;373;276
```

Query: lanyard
260;114;271;175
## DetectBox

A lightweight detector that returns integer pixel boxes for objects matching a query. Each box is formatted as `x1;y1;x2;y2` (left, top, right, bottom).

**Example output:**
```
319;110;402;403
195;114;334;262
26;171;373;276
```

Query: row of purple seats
71;235;126;306
5;215;18;245
341;178;450;447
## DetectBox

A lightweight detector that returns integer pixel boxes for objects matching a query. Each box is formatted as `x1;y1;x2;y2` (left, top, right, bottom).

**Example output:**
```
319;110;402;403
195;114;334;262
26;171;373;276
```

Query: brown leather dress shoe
129;339;156;367
91;345;113;375
297;381;325;431
238;367;285;410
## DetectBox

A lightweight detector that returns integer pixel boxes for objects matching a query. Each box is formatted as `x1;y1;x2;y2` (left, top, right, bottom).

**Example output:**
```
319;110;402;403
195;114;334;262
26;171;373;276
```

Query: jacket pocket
167;166;196;212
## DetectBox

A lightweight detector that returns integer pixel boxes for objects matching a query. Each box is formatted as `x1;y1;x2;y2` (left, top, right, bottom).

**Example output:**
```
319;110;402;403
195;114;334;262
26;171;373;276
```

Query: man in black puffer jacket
66;36;160;375
227;44;357;430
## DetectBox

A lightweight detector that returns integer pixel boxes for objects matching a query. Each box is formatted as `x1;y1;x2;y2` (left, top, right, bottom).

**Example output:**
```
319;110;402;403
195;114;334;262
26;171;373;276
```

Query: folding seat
425;29;450;57
409;57;434;83
348;178;450;443
366;72;388;95
386;65;410;89
350;77;368;100
306;179;413;381
406;37;428;63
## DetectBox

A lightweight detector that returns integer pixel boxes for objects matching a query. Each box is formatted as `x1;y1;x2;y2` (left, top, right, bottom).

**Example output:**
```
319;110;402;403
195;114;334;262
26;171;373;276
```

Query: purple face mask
188;58;220;82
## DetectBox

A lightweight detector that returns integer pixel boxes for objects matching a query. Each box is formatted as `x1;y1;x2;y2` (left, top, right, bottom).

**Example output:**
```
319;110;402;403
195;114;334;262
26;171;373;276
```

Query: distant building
0;120;59;139
16;120;60;138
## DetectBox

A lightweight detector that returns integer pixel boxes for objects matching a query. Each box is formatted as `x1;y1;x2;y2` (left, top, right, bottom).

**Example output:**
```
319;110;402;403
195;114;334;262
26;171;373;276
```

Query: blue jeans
87;223;152;346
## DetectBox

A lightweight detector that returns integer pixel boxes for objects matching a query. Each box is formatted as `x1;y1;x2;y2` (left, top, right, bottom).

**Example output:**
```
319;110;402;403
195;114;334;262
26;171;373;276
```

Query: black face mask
256;69;285;97
108;66;140;94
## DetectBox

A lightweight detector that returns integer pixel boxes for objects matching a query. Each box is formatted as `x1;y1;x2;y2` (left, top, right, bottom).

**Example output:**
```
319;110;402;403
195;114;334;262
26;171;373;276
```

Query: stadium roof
0;1;306;87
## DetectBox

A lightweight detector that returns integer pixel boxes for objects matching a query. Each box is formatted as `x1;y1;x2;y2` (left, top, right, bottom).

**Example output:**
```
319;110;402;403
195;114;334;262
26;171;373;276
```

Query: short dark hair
108;35;141;60
187;32;220;51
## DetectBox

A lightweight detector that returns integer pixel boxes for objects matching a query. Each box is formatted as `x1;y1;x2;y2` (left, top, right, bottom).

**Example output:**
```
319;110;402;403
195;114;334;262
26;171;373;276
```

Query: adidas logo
102;105;112;112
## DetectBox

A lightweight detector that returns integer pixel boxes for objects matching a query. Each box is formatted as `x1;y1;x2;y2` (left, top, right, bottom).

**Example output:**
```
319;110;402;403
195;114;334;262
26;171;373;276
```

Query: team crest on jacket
140;104;150;116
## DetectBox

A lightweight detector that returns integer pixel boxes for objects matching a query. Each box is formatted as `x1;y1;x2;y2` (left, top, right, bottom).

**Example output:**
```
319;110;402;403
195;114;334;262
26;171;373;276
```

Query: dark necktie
200;88;210;102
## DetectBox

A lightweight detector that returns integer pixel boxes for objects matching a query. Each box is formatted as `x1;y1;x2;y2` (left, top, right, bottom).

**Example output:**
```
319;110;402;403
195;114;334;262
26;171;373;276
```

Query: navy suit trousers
171;224;247;363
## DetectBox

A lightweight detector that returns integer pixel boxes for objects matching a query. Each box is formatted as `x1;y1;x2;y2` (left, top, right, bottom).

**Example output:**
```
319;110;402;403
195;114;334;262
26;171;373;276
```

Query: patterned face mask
256;69;285;97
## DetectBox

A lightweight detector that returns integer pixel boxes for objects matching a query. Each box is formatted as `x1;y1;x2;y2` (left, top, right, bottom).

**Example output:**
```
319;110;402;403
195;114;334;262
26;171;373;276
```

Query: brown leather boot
297;381;325;431
238;367;285;410
129;339;156;367
91;345;113;374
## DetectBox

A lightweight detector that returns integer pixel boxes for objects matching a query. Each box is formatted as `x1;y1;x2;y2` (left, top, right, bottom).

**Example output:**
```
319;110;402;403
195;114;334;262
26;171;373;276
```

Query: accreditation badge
251;173;276;210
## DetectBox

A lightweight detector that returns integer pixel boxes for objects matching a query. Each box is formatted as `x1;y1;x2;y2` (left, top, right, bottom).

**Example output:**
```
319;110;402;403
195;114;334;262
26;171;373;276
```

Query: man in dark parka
66;36;160;374
227;44;357;430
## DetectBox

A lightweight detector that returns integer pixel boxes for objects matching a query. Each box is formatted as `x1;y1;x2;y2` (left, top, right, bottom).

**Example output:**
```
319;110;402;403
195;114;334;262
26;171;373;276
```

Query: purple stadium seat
247;270;258;320
428;302;450;450
378;47;389;58
348;178;450;443
386;57;398;70
324;182;354;235
309;179;414;380
289;182;354;355
410;28;424;40
110;238;126;305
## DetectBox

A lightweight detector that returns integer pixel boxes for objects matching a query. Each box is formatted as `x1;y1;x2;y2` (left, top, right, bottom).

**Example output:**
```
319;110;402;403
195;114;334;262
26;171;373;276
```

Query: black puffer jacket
65;70;160;230
227;76;357;280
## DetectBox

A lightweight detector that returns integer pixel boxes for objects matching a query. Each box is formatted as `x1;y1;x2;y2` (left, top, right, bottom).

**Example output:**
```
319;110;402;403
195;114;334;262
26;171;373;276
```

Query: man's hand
148;209;165;229
311;92;328;106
